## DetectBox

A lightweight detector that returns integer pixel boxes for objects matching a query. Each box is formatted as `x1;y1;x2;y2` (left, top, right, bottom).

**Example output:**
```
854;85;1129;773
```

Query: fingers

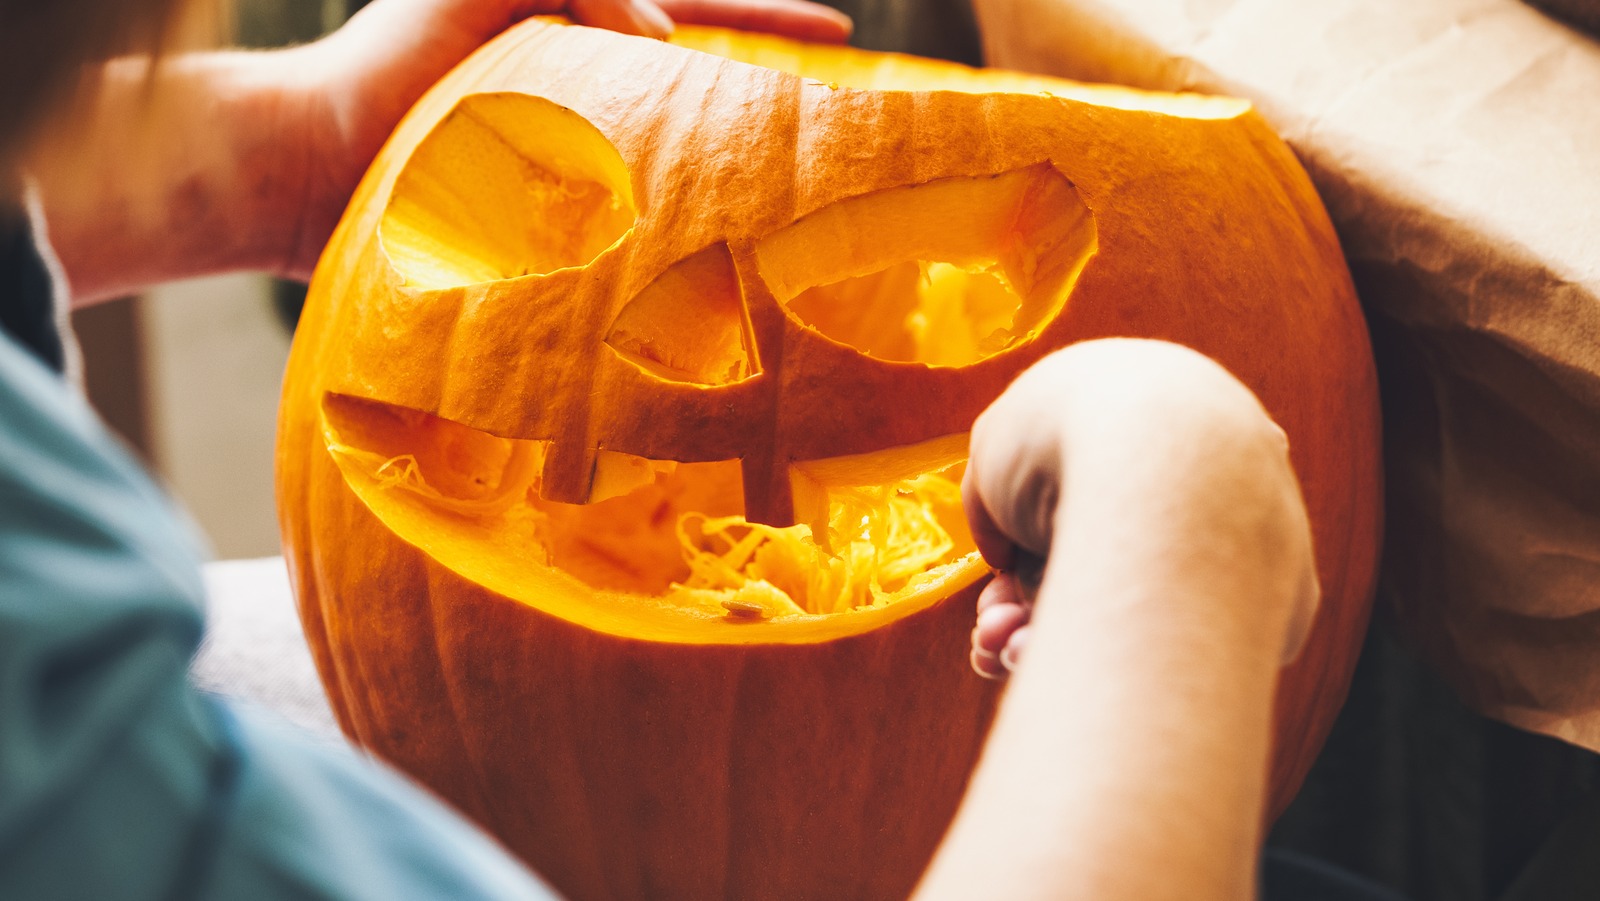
655;0;853;42
571;0;675;38
970;574;1033;680
999;625;1031;672
975;569;1028;614
962;352;1067;681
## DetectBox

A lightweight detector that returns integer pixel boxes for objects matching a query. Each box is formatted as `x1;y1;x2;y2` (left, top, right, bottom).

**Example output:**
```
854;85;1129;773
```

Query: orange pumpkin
276;19;1380;901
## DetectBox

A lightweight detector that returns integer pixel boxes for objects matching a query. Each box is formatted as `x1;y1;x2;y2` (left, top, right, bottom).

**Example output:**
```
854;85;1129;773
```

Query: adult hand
279;0;852;279
962;338;1319;679
36;0;850;302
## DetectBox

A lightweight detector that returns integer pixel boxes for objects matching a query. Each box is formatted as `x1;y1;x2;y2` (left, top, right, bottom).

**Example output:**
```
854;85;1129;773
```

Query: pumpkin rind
277;20;1381;901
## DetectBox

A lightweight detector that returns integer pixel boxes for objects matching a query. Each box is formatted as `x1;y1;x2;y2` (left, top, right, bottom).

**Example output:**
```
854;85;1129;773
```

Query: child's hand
962;338;1319;679
925;338;1322;901
970;566;1037;679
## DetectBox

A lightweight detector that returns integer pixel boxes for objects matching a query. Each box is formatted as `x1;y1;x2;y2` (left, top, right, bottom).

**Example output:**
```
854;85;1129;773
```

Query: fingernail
974;603;1013;632
1000;626;1031;672
628;0;674;40
971;647;1008;681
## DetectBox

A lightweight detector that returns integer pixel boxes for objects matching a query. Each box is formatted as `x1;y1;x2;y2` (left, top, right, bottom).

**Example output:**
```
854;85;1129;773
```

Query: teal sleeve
0;332;558;901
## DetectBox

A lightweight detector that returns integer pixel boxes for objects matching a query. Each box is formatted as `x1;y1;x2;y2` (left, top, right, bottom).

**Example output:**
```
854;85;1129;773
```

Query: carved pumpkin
276;19;1380;901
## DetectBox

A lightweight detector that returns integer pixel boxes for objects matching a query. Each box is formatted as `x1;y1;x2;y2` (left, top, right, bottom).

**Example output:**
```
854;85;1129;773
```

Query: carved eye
380;92;637;290
604;242;758;386
754;163;1096;367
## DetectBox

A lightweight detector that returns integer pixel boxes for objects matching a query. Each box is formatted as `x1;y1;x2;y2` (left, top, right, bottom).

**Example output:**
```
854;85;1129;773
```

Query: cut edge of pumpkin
320;393;986;644
379;92;638;292
756;163;1097;367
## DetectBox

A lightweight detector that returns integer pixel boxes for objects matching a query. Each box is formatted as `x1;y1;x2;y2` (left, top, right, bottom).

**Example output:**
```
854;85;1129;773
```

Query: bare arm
27;0;850;305
30;52;309;305
918;339;1318;901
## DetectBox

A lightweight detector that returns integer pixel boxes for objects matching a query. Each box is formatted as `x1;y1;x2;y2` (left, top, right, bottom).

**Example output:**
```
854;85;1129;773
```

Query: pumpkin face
277;20;1381;901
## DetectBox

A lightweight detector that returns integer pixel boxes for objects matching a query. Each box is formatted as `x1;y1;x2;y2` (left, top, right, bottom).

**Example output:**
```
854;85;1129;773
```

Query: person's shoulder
202;702;561;900
0;329;208;628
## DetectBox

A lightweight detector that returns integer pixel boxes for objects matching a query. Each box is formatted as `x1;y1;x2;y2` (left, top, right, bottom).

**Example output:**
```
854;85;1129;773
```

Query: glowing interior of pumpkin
382;93;637;292
323;392;985;640
756;163;1095;367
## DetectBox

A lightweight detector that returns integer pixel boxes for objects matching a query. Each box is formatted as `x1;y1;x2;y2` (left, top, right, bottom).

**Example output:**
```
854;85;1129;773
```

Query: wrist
199;48;321;281
1051;402;1311;661
1037;340;1312;655
28;51;318;301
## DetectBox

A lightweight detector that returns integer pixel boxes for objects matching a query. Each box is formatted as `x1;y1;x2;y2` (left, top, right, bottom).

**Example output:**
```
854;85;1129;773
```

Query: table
191;556;341;741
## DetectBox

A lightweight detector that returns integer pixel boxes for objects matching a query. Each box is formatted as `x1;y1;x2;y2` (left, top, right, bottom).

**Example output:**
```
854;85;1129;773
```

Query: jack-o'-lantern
276;19;1380;901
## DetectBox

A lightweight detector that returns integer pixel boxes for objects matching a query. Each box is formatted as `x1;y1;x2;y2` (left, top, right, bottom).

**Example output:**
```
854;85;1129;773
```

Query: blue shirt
0;326;559;899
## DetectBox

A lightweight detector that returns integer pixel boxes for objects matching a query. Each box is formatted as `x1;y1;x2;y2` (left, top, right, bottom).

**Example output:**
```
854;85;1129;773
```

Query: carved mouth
321;392;979;628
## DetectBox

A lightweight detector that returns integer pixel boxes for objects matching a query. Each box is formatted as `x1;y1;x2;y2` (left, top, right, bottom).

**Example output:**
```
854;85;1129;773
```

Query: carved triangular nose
538;241;790;520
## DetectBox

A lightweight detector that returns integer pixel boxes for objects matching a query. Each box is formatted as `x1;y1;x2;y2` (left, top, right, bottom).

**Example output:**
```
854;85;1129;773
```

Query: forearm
921;341;1311;901
29;52;315;305
922;486;1288;900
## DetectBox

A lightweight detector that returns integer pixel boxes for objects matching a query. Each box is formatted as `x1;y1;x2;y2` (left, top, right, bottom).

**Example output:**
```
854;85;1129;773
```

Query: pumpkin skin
276;19;1381;901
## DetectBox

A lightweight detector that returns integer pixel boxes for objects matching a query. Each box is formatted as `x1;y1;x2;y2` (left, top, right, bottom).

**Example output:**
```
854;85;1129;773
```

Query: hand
278;0;852;279
34;0;849;304
922;338;1321;901
962;338;1319;679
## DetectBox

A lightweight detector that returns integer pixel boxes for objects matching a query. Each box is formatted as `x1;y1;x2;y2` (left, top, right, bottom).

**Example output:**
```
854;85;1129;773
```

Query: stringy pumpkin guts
676;472;964;618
